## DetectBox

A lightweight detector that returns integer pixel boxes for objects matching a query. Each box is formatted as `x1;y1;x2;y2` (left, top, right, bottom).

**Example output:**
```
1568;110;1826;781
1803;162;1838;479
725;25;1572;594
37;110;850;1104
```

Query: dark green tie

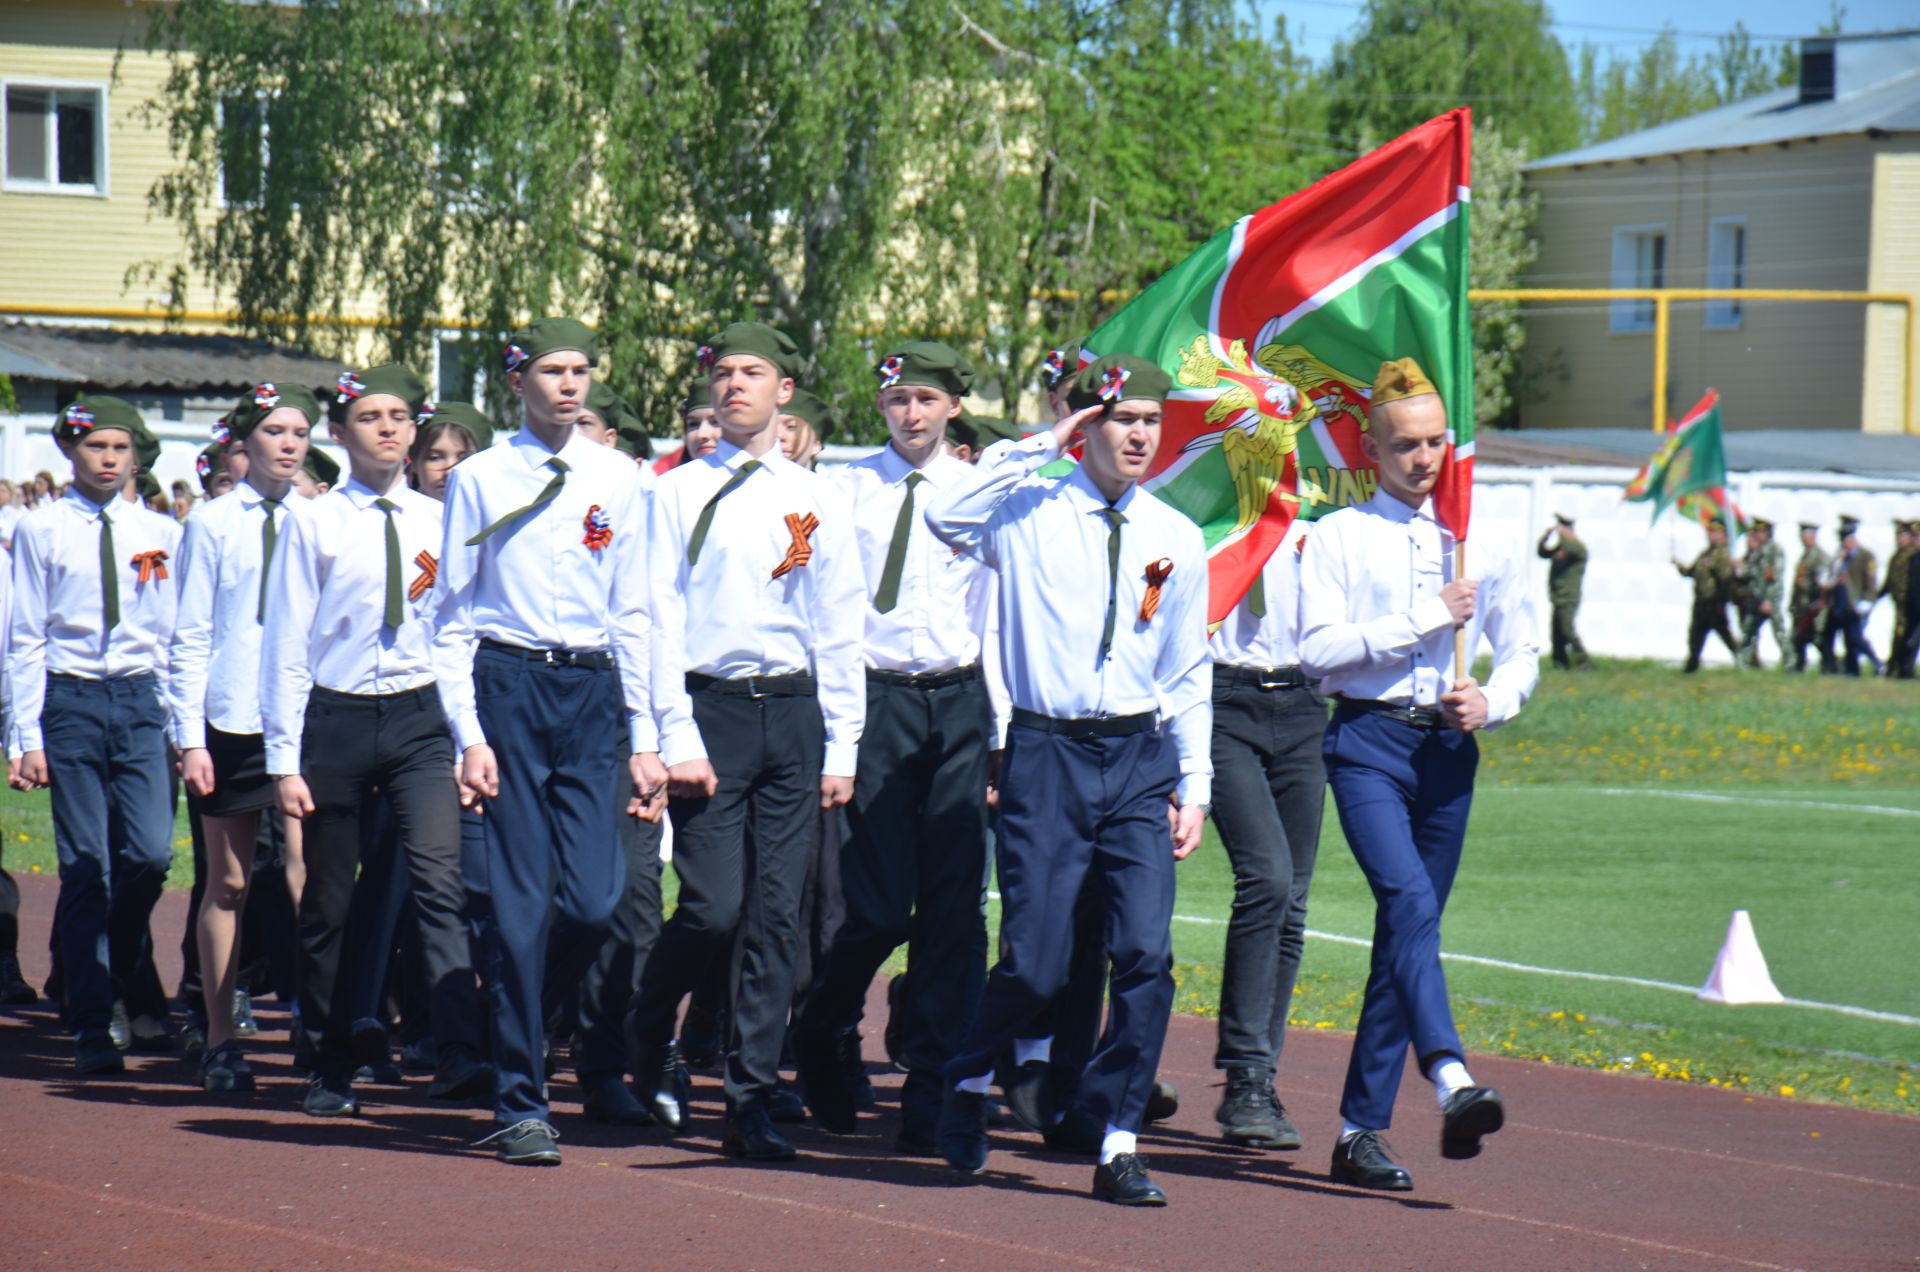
257;498;281;622
873;471;926;613
1099;506;1126;662
98;509;119;632
687;459;762;565
467;456;568;546
1246;571;1267;619
375;498;404;628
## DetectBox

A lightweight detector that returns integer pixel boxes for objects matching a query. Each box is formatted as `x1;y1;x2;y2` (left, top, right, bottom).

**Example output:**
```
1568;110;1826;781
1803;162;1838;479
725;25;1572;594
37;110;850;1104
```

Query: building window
3;84;106;194
1610;226;1667;333
219;93;270;207
1706;218;1746;330
435;332;485;404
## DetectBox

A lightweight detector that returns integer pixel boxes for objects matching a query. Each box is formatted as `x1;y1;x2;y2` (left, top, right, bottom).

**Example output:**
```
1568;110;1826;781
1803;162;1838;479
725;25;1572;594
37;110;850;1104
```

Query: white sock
1013;1036;1052;1066
1099;1125;1136;1164
1339;1120;1369;1144
1433;1058;1474;1106
956;1073;993;1095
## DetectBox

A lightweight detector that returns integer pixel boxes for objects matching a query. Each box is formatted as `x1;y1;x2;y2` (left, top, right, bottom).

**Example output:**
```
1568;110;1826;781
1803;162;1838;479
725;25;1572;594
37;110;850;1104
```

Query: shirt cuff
175;719;207;751
1480;685;1520;730
823;738;858;780
628;712;660;755
451;712;487;754
14;726;41;754
659;722;708;769
264;743;302;776
1411;595;1456;638
1177;772;1211;807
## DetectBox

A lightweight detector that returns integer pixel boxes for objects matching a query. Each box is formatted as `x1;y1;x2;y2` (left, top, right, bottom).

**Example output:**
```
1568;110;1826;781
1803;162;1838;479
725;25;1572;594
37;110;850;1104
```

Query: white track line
1490;787;1920;818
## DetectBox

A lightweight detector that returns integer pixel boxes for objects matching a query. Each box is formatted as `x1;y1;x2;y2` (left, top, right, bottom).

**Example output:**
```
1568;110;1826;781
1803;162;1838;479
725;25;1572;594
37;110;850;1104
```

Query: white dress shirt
8;490;180;753
1298;488;1540;727
167;480;288;748
650;439;866;776
1210;518;1311;670
432;426;655;755
925;432;1213;805
261;476;460;775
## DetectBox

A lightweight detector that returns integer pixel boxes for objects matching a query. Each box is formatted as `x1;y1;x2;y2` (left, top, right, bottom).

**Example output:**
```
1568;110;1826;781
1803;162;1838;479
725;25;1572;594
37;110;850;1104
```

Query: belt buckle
1257;668;1286;690
746;676;768;700
541;648;560;666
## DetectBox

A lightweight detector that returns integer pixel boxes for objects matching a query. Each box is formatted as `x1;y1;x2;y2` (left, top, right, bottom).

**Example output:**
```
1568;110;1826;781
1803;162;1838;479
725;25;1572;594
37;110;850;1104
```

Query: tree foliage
1573;24;1798;145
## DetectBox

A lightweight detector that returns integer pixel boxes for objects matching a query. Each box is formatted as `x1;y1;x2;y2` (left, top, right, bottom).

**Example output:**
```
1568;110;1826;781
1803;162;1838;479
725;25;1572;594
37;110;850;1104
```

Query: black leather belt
1009;707;1156;739
1215;663;1309;690
686;671;817;698
479;638;615;671
1336;697;1447;729
867;664;981;690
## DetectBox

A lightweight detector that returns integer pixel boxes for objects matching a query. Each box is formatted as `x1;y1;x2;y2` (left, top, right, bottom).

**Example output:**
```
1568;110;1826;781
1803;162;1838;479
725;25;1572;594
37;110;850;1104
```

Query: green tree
1573;23;1800;146
1467;126;1537;426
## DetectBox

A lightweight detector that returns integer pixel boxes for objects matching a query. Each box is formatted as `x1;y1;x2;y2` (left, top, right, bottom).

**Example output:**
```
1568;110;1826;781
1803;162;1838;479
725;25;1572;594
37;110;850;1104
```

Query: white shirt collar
1364;487;1438;527
1064;463;1138;518
876;442;959;488
711;436;790;475
340;474;409;509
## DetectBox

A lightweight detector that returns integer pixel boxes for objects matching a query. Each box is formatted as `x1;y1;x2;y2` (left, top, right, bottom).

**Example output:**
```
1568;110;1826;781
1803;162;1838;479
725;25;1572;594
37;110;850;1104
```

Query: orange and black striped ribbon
1139;558;1175;623
771;512;820;580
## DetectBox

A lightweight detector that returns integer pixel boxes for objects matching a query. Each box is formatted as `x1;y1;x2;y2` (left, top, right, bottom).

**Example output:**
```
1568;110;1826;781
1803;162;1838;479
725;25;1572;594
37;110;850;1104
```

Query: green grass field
4;661;1915;1113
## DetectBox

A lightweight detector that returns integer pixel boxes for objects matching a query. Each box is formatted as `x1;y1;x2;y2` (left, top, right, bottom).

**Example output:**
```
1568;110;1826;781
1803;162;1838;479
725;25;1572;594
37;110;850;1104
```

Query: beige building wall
1519;137;1896;432
1863;144;1920;435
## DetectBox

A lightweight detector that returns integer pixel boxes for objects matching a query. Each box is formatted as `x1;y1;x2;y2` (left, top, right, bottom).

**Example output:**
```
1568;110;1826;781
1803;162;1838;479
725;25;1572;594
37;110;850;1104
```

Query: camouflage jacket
1736;542;1784;610
1682;545;1735;606
1791;546;1829;611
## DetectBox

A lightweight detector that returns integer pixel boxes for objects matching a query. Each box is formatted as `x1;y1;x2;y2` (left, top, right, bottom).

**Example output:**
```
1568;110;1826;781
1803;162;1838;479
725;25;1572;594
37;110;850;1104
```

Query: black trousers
551;800;663;1083
1685;602;1739;671
803;673;990;1085
296;685;479;1074
1208;671;1328;1073
631;687;823;1108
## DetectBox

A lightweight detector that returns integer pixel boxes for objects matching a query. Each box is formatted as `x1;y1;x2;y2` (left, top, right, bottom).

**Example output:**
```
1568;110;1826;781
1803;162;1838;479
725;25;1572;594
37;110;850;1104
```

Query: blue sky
1255;0;1915;56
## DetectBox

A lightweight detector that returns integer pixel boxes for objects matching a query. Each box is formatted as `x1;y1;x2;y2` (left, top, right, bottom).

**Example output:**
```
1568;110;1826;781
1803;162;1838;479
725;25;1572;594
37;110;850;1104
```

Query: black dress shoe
795;1027;856;1133
1330;1130;1413;1191
303;1072;360;1118
429;1052;495;1103
582;1073;655;1126
1144;1081;1179;1124
724;1103;798;1161
0;953;36;1005
1440;1086;1504;1160
75;1033;125;1076
634;1041;692;1133
838;1031;876;1110
1000;1059;1053;1134
1042;1105;1103;1157
1092;1153;1168;1206
937;1084;990;1174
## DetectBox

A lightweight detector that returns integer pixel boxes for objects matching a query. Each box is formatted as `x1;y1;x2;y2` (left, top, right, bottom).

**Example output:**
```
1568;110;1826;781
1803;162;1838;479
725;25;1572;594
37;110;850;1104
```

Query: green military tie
257;498;281;622
375;498;404;628
873;471;926;613
1099;506;1126;662
98;509;119;632
1246;572;1267;620
686;459;762;565
467;456;568;546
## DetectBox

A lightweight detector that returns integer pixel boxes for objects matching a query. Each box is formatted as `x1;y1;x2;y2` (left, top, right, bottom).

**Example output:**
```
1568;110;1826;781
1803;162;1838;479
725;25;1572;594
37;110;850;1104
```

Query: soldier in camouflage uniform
1734;518;1786;669
1674;516;1738;673
1879;519;1916;678
1789;521;1830;672
1535;513;1591;670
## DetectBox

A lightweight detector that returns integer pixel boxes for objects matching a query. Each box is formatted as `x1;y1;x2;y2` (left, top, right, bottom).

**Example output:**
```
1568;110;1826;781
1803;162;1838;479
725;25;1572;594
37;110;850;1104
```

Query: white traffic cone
1697;909;1785;1005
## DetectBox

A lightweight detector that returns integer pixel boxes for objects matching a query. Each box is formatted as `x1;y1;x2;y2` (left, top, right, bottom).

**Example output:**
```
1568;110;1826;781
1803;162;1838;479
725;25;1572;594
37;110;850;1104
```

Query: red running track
1;877;1915;1270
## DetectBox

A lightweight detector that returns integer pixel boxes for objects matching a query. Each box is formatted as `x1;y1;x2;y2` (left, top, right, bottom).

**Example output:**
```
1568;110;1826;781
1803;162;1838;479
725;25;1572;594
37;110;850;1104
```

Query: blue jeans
43;673;173;1038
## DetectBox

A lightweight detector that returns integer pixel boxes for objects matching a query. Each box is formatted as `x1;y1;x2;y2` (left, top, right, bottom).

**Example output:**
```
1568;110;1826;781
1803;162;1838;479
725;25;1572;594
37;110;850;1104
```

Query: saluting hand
1169;800;1207;860
276;775;316;820
180;747;217;799
628;752;669;822
1440;677;1490;732
460;744;501;807
1050;404;1104;453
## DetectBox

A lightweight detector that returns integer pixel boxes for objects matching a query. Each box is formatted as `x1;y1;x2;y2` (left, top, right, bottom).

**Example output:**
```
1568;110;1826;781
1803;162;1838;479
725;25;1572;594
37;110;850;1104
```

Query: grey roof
1486;427;1920;478
0;322;345;394
1529;31;1920;170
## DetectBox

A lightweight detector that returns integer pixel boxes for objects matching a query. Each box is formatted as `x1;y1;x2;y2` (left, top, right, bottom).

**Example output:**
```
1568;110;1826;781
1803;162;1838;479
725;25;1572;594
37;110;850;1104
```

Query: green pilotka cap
1066;354;1172;413
504;317;602;372
54;396;153;447
418;400;495;451
698;322;801;378
874;340;973;398
225;382;323;441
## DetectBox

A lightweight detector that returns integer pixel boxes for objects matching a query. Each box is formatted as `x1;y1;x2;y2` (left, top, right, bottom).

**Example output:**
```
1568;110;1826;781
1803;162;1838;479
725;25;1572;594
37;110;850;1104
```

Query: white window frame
1609;224;1667;334
215;90;273;210
1;78;110;197
1705;217;1746;330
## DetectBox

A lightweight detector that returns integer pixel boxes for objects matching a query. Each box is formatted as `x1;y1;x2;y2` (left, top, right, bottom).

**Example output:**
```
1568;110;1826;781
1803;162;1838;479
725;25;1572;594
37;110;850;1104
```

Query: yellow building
1517;30;1920;435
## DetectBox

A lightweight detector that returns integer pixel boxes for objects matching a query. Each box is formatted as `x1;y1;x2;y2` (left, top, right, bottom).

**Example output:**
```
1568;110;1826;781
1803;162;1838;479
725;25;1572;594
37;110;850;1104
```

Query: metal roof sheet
0;322;346;394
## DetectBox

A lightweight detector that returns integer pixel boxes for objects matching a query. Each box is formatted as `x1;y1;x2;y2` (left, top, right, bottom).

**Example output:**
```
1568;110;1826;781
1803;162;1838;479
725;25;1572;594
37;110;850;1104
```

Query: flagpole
1453;541;1469;684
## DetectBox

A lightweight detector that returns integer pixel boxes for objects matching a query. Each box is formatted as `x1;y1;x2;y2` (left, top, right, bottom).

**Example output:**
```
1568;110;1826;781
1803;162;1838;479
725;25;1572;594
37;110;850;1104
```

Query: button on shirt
1297;488;1540;726
1210;518;1311;670
167;480;283;748
433;427;655;755
260;478;459;774
650;439;866;776
8;490;180;753
925;433;1213;805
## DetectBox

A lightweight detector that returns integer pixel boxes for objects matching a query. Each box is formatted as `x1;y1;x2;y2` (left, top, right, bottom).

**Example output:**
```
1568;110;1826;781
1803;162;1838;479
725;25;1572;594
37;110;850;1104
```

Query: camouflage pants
1738;606;1788;669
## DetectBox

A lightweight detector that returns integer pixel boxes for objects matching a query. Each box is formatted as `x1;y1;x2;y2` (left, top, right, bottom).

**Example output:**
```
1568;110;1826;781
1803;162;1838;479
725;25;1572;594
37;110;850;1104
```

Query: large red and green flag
1624;389;1730;521
1677;486;1749;534
1079;109;1474;622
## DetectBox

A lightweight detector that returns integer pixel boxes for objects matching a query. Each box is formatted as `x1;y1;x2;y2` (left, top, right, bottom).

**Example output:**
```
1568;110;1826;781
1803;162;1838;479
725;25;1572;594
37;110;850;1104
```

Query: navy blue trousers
1324;706;1476;1131
474;648;625;1123
43;674;173;1038
945;722;1178;1134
